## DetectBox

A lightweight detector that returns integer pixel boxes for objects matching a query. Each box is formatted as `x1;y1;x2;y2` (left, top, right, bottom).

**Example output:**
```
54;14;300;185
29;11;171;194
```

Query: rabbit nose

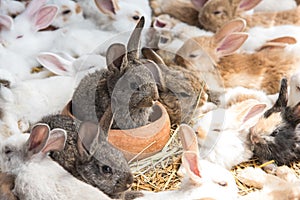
250;134;260;144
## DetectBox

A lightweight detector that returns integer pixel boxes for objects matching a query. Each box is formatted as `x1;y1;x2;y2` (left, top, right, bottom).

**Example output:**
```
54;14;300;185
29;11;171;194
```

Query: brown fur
198;0;300;32
150;0;200;26
0;172;18;200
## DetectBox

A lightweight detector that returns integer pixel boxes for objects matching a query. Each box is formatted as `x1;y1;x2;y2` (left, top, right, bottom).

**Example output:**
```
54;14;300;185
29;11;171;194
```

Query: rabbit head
74;120;134;197
141;47;205;124
0;123;67;174
249;78;300;165
0;0;58;48
48;0;84;28
192;0;262;32
178;124;238;199
94;0;151;32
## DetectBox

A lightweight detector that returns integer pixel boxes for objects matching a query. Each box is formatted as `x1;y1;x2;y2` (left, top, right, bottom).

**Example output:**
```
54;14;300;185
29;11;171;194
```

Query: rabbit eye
189;54;197;58
218;181;228;187
102;165;112;174
271;129;280;137
4;147;12;155
62;9;71;15
213;10;222;15
179;92;190;98
16;35;23;39
132;15;140;21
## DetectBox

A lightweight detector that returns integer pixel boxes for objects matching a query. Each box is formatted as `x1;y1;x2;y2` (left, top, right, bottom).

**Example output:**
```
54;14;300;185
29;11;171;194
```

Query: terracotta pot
61;101;171;161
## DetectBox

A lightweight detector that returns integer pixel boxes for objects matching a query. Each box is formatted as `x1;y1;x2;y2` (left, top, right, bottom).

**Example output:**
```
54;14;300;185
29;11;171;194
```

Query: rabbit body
0;172;17;200
39;114;134;198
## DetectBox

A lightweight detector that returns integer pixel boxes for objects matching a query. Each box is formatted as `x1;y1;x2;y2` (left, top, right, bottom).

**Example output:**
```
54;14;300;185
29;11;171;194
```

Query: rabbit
76;0;152;33
136;124;238;200
149;0;200;27
38;113;138;199
193;0;300;32
72;17;161;130
237;166;300;199
0;0;25;16
0;52;106;136
0;0;59;80
0;123;112;200
176;18;300;94
288;71;300;107
250;78;300;166
141;47;208;124
0;172;18;200
191;96;267;170
48;0;84;28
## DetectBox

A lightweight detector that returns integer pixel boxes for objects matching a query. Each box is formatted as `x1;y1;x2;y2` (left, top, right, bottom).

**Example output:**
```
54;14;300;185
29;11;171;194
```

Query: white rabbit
191;99;267;170
0;0;25;16
137;124;238;200
253;0;297;12
0;123;111;200
77;0;152;32
48;0;84;28
138;124;237;200
0;52;106;136
0;0;59;80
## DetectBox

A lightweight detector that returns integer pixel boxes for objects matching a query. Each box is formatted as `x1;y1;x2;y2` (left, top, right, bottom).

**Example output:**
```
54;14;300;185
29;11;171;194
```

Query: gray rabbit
39;112;138;199
72;17;161;130
141;48;207;124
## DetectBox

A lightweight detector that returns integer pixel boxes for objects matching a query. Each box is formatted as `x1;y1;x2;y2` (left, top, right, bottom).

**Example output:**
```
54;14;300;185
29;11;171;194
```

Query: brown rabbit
0;172;18;200
141;48;208;124
72;17;162;130
149;0;200;26
176;18;300;94
192;0;300;32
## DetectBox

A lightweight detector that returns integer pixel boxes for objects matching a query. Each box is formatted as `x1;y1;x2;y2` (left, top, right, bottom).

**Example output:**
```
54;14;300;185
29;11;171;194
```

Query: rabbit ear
215;18;247;43
94;0;119;16
141;48;166;66
0;14;13;31
241;103;267;124
216;33;248;58
264;78;288;118
41;128;67;154
178;124;199;153
106;43;127;72
26;123;50;158
77;121;100;158
257;36;297;51
238;0;262;12
191;0;210;9
182;151;202;183
37;52;74;76
127;17;145;60
23;0;48;18
99;105;114;139
33;5;58;31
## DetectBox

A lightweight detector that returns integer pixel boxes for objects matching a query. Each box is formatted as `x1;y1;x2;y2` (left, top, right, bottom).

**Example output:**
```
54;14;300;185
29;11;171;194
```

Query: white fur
0;0;25;16
0;133;111;200
253;0;297;12
288;71;300;107
0;53;106;136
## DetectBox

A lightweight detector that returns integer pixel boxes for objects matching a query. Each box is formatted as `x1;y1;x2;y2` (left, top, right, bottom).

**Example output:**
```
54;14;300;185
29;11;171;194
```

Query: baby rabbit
0;123;111;200
72;17;160;130
250;78;300;166
193;0;300;32
137;124;238;199
0;172;18;200
176;18;300;94
39;113;135;199
141;47;207;124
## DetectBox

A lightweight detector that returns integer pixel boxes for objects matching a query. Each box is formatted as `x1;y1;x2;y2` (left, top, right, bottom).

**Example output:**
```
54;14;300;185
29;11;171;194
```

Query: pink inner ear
34;6;58;31
39;54;68;73
95;0;116;16
191;0;209;9
239;0;262;11
216;33;248;57
183;152;201;178
243;104;266;123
